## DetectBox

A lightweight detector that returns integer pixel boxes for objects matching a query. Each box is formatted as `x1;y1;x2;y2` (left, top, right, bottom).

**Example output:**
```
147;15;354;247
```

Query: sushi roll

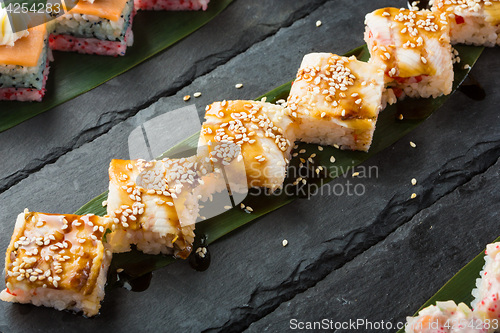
286;53;385;152
135;0;210;11
199;100;296;191
0;210;112;317
432;0;500;46
471;242;500;323
405;301;489;333
364;7;453;101
0;22;52;102
106;157;211;258
49;0;135;56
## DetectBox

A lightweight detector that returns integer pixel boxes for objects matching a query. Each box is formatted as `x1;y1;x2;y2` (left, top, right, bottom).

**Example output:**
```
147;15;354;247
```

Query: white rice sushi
471;242;500;324
405;301;489;333
105;157;212;258
432;0;500;46
199;100;296;191
364;7;453;101
286;53;385;152
0;210;112;317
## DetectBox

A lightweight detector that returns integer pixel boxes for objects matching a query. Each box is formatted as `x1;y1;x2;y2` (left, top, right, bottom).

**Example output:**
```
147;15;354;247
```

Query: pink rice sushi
135;0;209;11
405;301;489;333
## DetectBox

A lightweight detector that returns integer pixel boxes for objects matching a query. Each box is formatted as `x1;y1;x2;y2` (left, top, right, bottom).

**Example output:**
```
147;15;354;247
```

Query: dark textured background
1;0;499;332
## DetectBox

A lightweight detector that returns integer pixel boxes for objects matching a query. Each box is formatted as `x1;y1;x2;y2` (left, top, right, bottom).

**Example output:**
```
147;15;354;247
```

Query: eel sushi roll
199;100;296;191
135;0;209;11
49;0;135;56
106;157;213;258
432;0;500;46
364;7;453;102
286;53;385;152
405;301;488;333
0;21;52;102
471;242;500;323
0;210;112;317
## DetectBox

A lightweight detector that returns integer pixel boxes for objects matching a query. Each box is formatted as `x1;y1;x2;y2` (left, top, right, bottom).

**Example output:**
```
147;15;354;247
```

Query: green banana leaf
76;44;485;290
0;0;233;133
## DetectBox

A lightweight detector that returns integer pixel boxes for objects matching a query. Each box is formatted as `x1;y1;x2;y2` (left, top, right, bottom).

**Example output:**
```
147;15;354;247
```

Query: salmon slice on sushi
0;210;112;317
405;301;488;333
49;0;135;56
199;100;296;191
135;0;210;11
0;21;52;102
364;7;453;101
286;53;385;152
106;157;215;258
432;0;500;46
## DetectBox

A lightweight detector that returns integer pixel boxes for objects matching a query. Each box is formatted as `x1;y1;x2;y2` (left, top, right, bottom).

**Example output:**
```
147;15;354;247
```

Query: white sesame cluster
287;55;362;119
6;211;107;290
434;0;498;13
109;158;207;232
203;100;291;159
374;8;449;75
288;55;362;118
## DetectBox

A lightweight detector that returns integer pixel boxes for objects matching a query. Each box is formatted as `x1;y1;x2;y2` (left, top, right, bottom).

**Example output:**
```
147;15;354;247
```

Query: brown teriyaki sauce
459;74;486;101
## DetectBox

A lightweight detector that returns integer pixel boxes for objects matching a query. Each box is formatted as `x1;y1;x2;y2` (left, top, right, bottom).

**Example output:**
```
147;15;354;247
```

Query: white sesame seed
315;20;322;27
352;172;360;177
194;92;202;98
410;141;417;148
102;200;108;207
224;205;232;210
411;193;417;199
330;156;336;163
235;83;243;89
411;178;417;186
282;239;288;247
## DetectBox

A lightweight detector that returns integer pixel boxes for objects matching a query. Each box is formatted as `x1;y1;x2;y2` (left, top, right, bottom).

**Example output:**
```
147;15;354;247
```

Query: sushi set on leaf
0;0;211;101
1;0;500;327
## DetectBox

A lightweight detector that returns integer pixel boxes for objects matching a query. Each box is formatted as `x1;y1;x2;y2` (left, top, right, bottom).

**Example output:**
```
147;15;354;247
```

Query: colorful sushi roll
135;0;209;11
0;210;112;317
432;0;500;46
471;242;500;324
106;157;212;258
199;100;296;191
405;301;489;333
286;53;385;152
364;7;453;102
0;21;52;102
49;0;135;56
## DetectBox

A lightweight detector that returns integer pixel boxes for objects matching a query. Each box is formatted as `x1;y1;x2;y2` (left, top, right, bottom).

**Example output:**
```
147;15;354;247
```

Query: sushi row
405;242;500;333
0;3;498;317
0;0;210;102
